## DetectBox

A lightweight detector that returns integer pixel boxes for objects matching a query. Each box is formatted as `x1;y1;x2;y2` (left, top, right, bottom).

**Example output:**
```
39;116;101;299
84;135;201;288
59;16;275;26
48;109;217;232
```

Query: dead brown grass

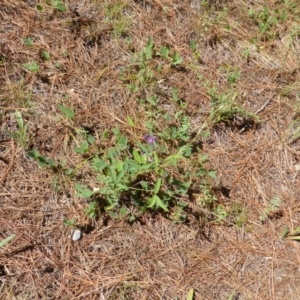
1;0;300;299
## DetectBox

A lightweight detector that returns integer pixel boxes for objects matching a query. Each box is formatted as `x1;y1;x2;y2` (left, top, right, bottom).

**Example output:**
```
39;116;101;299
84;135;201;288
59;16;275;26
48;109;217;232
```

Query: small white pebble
72;229;82;241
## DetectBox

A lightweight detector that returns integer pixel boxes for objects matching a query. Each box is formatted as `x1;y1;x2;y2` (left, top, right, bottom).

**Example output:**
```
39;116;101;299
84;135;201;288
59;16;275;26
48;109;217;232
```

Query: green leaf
147;195;157;208
287;236;300;241
280;225;290;238
160;46;170;58
127;116;135;127
147;95;158;105
37;155;50;167
112;126;120;137
190;40;197;52
183;146;192;157
144;37;154;59
84;201;97;218
290;226;300;236
92;158;108;171
156;196;169;211
227;291;235;300
172;52;183;65
132;149;141;164
108;148;118;162
87;135;95;144
171;88;180;102
15;111;24;129
41;51;50;61
125;84;138;92
139;162;154;170
140;181;149;190
120;206;127;215
116;170;125;184
23;37;34;47
136;141;149;154
74;141;89;154
64;168;73;175
154;152;159;172
75;183;94;198
145;121;154;131
127;160;141;172
36;4;43;11
200;154;209;163
187;288;194;300
281;8;287;21
47;159;57;167
108;167;117;184
153;178;162;194
28;148;39;159
23;61;39;72
0;235;15;248
108;211;118;219
53;0;66;12
208;170;217;179
64;218;75;227
201;130;210;139
118;135;127;150
58;104;74;119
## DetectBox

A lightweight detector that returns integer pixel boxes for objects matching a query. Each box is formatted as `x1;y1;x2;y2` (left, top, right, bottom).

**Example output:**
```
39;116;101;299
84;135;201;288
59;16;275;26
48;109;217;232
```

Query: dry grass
1;0;300;299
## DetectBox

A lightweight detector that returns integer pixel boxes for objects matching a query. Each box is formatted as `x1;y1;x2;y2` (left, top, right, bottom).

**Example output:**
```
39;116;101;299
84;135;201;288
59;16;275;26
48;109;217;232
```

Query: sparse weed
29;47;218;222
249;3;290;39
121;37;183;93
284;118;300;145
259;196;281;222
8;78;33;107
104;1;131;37
7;111;30;150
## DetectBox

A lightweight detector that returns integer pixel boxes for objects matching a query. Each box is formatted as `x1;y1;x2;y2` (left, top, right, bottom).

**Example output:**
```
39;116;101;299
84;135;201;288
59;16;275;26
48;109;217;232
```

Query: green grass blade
0;234;15;248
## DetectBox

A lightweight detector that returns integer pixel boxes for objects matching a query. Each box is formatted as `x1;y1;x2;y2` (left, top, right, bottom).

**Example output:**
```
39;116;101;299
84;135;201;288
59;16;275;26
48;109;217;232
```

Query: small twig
0;139;15;183
255;93;276;115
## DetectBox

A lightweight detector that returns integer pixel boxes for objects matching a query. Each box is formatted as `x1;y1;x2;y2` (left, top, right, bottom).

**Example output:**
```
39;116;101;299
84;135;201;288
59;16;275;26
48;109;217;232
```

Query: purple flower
144;134;156;145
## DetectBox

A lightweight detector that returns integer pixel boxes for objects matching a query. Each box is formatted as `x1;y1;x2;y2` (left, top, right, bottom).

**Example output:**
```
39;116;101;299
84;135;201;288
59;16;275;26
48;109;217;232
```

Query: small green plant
230;202;248;228
172;51;183;66
70;121;216;220
284;118;300;144
211;204;228;223
84;201;98;219
23;37;34;47
23;60;39;72
52;0;66;12
41;50;50;61
121;38;183;93
104;1;131;37
259;196;281;221
8;78;32;107
249;3;289;38
28;39;218;223
281;225;300;241
7;111;29;149
63;218;76;228
226;67;241;85
28;149;58;168
208;88;255;125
